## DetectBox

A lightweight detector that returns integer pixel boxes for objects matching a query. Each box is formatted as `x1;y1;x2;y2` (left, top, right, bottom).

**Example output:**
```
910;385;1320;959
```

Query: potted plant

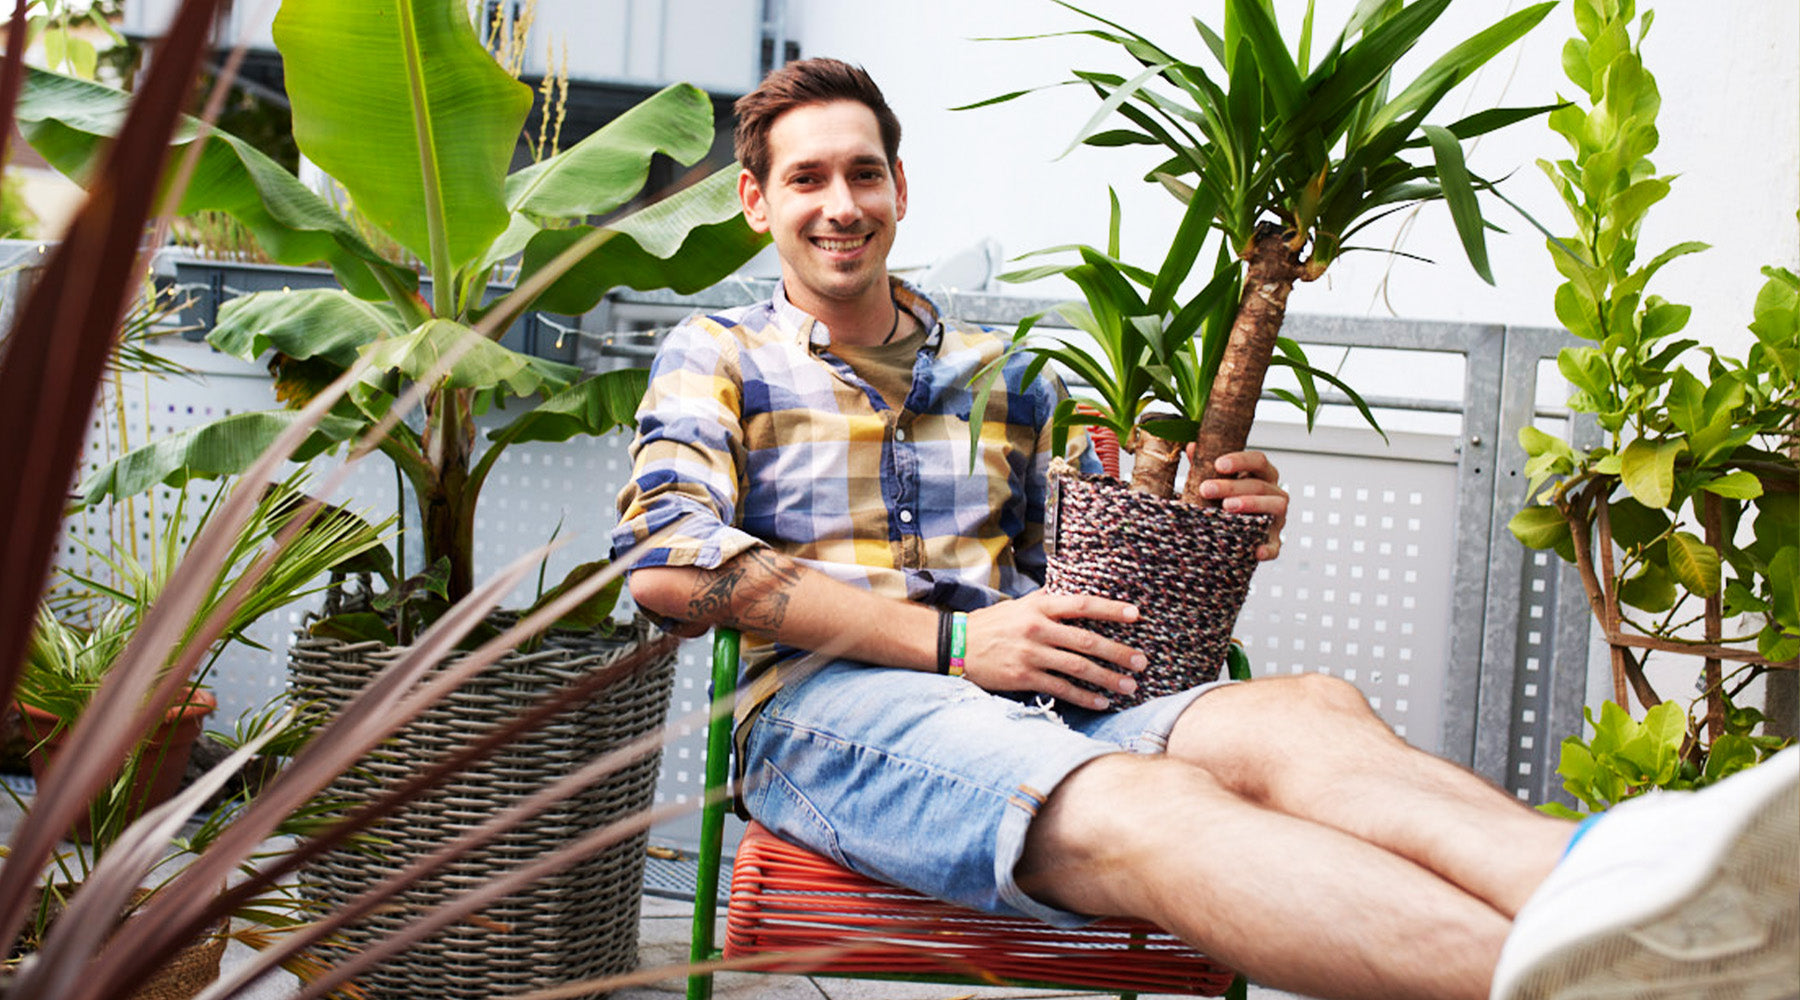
4;698;343;1000
14;475;388;842
1506;0;1797;813
970;0;1557;702
16;1;765;992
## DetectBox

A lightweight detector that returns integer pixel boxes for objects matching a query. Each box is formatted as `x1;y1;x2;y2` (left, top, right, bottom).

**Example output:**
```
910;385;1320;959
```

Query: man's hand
964;592;1147;710
1193;449;1289;560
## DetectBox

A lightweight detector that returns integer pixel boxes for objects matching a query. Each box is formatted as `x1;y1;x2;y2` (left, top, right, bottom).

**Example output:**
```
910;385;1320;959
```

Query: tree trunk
422;388;477;602
1129;430;1182;497
1182;222;1306;507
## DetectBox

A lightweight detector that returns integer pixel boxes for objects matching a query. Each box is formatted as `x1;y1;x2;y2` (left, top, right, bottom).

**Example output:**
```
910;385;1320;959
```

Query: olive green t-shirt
829;325;930;409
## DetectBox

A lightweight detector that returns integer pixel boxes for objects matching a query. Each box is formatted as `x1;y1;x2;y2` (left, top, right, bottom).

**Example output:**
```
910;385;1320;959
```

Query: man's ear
738;168;771;233
893;158;908;222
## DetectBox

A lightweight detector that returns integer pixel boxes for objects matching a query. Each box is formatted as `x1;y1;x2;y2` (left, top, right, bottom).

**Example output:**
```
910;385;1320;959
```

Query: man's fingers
1033;591;1140;625
1212;449;1281;483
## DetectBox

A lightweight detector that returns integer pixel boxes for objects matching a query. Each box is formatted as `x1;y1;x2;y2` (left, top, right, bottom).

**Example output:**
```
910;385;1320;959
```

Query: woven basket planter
1045;472;1271;709
288;616;677;1000
6;887;227;1000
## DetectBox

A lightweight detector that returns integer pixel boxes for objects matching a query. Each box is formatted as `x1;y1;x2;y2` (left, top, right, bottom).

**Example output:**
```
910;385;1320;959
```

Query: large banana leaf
504;82;718;223
273;0;531;281
361;319;571;396
75;411;364;504
209;288;410;366
485;368;651;446
14;67;400;298
519;169;767;315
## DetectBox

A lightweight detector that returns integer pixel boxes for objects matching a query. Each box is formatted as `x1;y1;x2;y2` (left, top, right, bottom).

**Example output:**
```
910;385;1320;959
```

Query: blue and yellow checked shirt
612;278;1094;686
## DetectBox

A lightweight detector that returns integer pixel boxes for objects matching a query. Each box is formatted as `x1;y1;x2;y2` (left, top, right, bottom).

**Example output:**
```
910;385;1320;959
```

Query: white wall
788;0;1799;358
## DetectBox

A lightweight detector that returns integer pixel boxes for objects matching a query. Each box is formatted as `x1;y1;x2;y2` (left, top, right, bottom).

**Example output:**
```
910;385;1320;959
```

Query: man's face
739;100;907;318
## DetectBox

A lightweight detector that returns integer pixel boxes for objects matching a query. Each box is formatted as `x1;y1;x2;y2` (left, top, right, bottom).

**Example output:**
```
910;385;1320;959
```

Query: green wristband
949;611;967;677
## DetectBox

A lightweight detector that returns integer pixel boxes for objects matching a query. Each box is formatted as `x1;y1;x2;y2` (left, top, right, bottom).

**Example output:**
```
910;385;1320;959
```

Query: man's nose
822;175;861;225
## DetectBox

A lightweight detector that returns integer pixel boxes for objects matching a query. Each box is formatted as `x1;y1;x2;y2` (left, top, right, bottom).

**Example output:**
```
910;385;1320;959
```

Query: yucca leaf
1227;0;1305;119
1193;16;1228;65
1281;0;1450;148
1268;350;1388;438
1424;124;1493;284
948;81;1071;112
1058;59;1172;160
1149;182;1220;315
1363;2;1557;137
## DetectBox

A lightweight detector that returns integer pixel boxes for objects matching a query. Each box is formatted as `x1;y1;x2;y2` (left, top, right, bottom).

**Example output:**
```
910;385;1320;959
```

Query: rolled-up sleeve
612;317;768;572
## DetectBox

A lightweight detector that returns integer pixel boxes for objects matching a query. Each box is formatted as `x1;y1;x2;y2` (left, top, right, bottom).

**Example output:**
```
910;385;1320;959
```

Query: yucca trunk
1128;431;1183;495
1182;222;1307;506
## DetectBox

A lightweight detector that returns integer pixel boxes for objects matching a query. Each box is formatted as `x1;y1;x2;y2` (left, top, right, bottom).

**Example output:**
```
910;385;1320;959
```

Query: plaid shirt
612;278;1094;682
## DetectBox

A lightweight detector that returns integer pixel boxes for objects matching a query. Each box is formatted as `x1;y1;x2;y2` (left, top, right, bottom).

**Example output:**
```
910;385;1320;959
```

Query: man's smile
812;233;873;253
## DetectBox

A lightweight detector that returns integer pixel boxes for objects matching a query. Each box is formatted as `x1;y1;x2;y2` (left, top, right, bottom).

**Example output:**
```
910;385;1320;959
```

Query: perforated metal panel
1236;426;1461;754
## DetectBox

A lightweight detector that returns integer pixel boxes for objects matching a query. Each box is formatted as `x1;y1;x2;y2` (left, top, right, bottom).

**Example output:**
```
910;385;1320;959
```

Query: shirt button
899;510;914;524
895;427;907;441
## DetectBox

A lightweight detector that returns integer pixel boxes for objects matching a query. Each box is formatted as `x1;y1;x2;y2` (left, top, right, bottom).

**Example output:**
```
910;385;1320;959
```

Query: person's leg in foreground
1018;673;1800;1000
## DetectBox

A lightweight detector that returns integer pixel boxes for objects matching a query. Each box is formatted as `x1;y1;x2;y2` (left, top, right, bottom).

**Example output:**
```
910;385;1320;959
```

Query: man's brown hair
734;57;901;185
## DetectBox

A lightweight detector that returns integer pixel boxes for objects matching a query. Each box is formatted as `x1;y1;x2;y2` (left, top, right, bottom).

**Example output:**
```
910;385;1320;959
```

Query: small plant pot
1045;472;1270;708
7;885;227;1000
15;689;217;841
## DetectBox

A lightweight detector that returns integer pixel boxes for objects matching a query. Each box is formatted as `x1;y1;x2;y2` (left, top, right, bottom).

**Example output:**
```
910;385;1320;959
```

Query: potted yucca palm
972;0;1558;702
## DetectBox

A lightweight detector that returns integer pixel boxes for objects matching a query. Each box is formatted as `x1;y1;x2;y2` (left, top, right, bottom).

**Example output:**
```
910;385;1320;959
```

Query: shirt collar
771;277;945;352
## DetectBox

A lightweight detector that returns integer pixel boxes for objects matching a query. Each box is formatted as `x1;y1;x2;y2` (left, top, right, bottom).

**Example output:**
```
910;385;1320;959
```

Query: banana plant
969;0;1557;502
15;0;766;610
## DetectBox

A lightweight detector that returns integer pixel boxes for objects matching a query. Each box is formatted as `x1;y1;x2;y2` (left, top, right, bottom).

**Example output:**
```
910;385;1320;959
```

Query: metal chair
686;627;1251;1000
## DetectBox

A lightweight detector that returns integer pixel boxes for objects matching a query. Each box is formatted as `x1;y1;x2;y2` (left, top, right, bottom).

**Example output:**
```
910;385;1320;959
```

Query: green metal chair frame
686;628;1251;1000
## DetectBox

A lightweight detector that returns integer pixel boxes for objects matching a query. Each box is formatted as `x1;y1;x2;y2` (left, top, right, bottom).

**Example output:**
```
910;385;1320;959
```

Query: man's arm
629;551;1153;710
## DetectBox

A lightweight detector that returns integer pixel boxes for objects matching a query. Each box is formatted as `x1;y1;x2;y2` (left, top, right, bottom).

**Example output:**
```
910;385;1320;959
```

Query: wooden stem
1183;222;1304;506
1129;430;1182;497
1703;493;1725;742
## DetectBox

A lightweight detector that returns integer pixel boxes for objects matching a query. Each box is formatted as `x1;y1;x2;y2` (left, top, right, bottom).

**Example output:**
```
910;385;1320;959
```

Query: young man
613;58;1798;1000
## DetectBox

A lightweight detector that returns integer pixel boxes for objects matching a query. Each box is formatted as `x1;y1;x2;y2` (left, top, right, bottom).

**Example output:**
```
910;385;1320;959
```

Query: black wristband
936;608;953;675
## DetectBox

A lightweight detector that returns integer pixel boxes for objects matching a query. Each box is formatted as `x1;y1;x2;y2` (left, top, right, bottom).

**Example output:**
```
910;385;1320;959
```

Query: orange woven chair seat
723;820;1238;995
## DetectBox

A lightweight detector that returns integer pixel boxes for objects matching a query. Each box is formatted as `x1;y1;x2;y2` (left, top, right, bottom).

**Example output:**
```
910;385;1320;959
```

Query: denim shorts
739;661;1232;927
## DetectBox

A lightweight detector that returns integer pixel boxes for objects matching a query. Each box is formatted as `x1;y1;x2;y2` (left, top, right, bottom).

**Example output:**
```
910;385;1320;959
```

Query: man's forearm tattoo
685;549;803;633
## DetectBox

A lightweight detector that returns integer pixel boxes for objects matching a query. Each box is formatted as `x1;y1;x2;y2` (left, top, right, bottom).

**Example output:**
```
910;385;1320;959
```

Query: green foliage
1542;697;1788;819
1507;1;1799;665
17;0;767;610
15;0;126;82
0;170;39;239
966;0;1550;473
969;0;1553;277
978;189;1378;460
18;476;392;723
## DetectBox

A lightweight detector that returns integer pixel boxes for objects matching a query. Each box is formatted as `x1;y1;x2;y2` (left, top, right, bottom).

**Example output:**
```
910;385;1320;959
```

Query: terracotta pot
15;689;217;840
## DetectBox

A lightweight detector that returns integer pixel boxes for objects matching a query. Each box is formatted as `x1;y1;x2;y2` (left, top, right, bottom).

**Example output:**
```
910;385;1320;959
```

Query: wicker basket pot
288;616;677;1000
1045;472;1271;709
6;886;227;1000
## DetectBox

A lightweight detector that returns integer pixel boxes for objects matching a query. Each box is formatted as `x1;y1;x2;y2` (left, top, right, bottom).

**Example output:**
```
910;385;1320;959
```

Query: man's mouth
812;233;872;253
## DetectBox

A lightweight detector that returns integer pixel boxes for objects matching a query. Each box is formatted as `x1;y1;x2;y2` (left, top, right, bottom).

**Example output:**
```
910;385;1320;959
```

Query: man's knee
1181;671;1379;740
1168;673;1396;788
1018;754;1241;915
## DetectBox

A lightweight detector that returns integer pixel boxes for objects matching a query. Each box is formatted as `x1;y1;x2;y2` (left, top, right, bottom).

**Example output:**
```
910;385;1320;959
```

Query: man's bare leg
1167;673;1572;917
1017;753;1508;1000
